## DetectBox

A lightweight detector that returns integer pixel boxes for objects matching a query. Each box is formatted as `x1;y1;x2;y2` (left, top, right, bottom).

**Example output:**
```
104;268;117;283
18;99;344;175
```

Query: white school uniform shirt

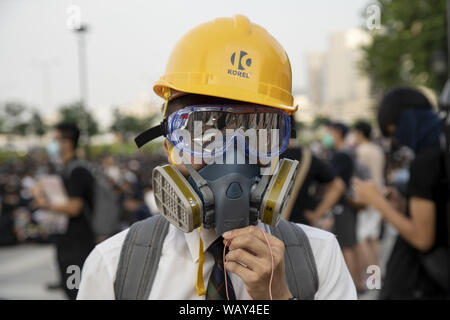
77;221;357;300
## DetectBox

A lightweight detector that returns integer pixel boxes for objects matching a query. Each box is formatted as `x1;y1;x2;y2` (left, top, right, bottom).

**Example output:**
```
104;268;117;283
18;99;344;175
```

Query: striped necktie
205;236;236;300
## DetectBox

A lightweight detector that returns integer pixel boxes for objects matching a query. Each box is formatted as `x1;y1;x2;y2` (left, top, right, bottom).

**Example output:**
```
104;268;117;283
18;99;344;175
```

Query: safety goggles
135;104;291;160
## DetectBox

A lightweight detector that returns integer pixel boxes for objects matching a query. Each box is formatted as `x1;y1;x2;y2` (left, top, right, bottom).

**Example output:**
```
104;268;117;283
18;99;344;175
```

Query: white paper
35;175;69;234
38;175;69;205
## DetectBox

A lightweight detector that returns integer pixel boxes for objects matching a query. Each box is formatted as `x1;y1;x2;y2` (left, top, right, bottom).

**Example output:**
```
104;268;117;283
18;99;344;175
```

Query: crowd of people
282;87;449;299
0;87;448;300
283;119;394;296
0;132;165;298
0;147;164;246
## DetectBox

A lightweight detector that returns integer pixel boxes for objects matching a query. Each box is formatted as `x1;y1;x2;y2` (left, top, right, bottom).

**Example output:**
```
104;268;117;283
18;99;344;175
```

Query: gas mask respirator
135;104;299;234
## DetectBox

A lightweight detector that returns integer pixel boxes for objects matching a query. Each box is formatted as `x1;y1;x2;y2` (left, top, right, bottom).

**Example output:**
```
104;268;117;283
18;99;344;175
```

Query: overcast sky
0;0;369;126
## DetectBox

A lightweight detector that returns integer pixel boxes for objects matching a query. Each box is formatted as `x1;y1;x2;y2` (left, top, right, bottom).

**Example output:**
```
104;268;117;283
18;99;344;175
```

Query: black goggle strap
136;88;172;148
290;115;296;139
134;118;168;148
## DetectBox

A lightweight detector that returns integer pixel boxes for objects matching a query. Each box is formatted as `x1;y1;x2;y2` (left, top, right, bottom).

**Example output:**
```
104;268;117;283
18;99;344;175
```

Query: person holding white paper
32;122;95;300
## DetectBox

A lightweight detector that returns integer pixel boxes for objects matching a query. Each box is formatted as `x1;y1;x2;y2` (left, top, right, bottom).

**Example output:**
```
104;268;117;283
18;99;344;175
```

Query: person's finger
225;260;257;284
225;248;266;272
352;177;362;186
223;225;282;249
225;233;268;258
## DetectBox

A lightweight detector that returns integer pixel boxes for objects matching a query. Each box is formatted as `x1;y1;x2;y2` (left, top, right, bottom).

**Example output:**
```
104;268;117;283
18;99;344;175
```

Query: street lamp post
74;24;90;157
447;0;450;78
76;25;88;112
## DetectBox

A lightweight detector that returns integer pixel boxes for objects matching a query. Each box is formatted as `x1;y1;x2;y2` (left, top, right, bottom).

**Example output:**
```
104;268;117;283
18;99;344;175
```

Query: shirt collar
184;227;220;262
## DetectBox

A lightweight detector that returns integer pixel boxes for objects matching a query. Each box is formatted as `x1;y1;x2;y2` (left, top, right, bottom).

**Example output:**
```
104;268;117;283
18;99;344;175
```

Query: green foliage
361;0;448;93
58;101;99;137
0;101;47;136
29;110;46;136
88;141;162;159
110;107;160;142
311;115;330;129
0;150;26;163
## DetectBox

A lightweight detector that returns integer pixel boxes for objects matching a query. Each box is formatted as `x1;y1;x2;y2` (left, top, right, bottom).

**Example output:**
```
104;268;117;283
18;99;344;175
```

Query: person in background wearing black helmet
354;87;449;299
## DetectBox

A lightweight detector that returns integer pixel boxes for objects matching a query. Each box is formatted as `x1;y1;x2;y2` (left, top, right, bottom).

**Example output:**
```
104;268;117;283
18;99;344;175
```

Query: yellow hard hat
154;15;297;114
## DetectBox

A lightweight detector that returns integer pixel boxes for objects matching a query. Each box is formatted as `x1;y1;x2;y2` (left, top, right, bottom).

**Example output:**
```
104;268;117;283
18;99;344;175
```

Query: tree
58;102;99;137
1;102;26;135
110;107;159;142
29;110;47;137
361;0;448;93
311;115;330;130
0;101;46;136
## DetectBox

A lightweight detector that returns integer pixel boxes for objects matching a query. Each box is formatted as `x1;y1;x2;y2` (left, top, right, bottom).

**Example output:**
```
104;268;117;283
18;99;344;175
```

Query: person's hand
304;210;321;226
31;184;43;199
31;184;50;210
315;214;334;232
34;195;50;210
352;178;383;207
385;186;406;212
222;225;292;300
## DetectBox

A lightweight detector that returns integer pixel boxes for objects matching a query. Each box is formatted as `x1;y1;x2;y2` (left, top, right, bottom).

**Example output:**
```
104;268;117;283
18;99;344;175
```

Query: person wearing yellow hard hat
77;15;356;300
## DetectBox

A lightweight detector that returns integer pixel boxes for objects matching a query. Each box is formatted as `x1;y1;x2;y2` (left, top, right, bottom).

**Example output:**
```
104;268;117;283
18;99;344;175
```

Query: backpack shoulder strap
270;219;319;300
62;159;87;179
114;215;170;300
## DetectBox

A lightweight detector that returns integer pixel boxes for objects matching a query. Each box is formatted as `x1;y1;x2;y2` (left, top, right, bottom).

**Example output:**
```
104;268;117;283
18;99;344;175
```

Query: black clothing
281;147;336;225
55;158;95;300
330;150;356;248
381;146;449;299
333;204;357;248
330;151;354;187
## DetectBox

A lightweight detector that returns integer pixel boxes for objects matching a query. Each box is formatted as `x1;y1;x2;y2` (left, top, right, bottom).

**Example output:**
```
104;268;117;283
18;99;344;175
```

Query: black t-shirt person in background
57;163;95;296
381;145;449;299
354;87;449;299
60;164;95;249
323;122;359;287
281;140;345;226
324;123;356;248
32;122;95;300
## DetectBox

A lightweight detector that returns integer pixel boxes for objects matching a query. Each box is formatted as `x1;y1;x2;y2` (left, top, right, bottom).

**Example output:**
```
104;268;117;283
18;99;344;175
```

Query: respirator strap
185;164;215;227
134;119;168;148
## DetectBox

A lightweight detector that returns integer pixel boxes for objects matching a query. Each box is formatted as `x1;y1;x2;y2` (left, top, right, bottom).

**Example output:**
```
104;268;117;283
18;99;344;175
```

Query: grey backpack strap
270;219;319;300
114;215;170;300
61;159;84;179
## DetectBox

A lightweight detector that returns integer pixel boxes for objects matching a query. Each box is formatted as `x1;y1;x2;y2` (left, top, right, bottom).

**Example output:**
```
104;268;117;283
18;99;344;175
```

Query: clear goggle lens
167;105;291;160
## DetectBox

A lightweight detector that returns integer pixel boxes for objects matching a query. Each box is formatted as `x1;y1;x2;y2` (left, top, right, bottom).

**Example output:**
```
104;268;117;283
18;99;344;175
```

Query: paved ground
0;244;66;300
